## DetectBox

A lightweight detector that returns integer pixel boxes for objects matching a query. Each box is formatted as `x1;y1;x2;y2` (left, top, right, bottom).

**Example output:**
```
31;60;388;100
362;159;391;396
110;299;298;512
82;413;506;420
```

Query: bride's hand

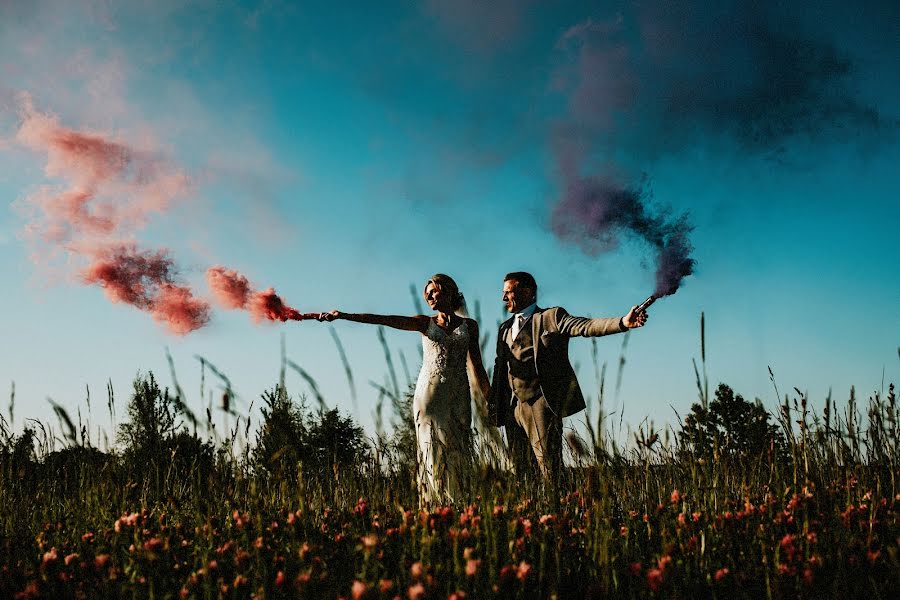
318;310;342;322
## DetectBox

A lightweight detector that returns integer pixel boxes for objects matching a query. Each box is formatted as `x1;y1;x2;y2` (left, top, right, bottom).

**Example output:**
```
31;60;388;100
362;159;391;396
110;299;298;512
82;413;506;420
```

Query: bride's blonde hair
423;274;465;311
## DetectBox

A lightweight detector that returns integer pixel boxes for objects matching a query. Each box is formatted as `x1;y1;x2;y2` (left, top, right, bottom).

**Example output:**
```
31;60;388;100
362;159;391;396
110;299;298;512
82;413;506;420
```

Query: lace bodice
418;318;470;385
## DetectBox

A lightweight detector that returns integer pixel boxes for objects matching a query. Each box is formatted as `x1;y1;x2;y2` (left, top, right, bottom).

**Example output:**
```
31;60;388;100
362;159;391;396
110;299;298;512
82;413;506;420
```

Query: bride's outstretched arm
466;319;491;399
318;311;430;334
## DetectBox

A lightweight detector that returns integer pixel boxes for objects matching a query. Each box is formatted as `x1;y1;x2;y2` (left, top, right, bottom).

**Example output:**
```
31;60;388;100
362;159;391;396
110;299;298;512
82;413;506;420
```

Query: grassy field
0;328;897;599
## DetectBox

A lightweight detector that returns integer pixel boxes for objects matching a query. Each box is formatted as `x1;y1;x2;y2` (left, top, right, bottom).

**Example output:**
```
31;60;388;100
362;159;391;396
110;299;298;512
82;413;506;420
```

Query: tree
679;383;786;462
252;385;308;479
118;372;215;489
306;408;369;472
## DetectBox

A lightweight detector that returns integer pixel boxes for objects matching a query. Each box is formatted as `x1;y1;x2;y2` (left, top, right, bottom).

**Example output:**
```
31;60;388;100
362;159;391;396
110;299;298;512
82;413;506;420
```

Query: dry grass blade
376;326;400;400
286;359;328;412
47;398;77;447
614;330;630;400
166;348;198;432
193;355;235;411
329;325;358;408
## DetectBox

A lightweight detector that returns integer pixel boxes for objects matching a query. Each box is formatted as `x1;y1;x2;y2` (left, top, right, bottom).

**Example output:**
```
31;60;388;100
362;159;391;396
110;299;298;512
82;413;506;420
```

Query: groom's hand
622;306;649;329
318;310;341;322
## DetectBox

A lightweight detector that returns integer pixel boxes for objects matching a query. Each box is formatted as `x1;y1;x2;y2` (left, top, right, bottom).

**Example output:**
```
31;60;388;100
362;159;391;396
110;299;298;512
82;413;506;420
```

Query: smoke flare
206;266;307;323
249;288;305;322
551;176;695;297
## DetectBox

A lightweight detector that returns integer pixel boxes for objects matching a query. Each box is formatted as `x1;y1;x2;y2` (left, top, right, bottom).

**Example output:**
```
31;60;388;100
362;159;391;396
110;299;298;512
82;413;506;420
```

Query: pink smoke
14;96;208;334
152;284;212;335
83;244;210;334
206;266;251;309
206;266;309;323
15;96;190;243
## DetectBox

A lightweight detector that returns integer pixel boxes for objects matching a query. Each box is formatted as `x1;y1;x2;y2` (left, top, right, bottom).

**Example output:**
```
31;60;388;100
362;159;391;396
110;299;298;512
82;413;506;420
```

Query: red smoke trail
151;284;212;335
14;96;208;334
83;244;210;334
249;288;307;322
205;266;251;309
206;266;314;323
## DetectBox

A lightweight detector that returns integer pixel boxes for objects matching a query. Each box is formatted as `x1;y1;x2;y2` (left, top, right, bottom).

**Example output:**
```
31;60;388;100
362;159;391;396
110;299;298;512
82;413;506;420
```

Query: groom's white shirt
510;302;538;340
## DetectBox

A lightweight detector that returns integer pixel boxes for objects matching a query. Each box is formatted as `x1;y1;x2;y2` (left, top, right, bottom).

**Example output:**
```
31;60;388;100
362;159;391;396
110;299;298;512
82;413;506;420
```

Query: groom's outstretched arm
554;307;630;338
318;311;430;333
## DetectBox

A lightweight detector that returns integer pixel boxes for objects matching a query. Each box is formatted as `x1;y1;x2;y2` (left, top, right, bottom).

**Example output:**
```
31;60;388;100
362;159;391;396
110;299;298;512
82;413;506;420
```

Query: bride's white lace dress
413;318;473;505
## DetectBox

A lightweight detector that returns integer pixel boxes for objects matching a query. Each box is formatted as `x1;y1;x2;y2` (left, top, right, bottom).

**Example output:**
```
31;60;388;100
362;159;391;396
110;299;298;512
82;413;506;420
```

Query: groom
488;272;648;482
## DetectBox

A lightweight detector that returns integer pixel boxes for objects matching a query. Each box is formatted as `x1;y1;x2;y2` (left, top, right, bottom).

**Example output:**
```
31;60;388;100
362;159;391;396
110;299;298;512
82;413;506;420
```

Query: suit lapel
531;307;544;363
499;317;514;347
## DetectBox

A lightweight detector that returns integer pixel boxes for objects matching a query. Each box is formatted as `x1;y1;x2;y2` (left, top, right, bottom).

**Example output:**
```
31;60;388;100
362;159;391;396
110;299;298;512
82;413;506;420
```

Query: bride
318;274;492;504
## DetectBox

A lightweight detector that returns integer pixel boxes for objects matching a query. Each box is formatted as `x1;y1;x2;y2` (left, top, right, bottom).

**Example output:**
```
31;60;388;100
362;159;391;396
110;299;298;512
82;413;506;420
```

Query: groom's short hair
504;271;537;294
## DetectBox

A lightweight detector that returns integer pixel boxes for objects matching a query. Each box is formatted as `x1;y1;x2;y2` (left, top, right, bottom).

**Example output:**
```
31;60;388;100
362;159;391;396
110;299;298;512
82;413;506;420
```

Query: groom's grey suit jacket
488;307;627;427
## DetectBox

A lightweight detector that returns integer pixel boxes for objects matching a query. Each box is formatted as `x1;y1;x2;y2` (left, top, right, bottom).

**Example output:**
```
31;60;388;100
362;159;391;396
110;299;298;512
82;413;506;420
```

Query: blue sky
1;0;897;447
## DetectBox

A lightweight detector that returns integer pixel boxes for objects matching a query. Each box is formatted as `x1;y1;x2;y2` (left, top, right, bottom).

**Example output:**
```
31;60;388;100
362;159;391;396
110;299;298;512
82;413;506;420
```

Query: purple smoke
551;176;695;297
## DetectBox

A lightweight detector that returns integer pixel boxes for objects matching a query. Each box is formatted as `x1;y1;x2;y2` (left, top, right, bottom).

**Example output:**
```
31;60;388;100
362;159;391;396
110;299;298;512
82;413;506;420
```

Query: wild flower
407;582;425;600
521;518;533;536
143;537;163;552
354;497;369;516
646;567;664;592
410;561;423;579
351;580;368;600
466;559;481;576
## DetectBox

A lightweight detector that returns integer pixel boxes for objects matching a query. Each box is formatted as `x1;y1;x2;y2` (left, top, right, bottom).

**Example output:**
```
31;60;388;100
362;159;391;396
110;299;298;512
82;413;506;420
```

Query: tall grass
0;319;896;599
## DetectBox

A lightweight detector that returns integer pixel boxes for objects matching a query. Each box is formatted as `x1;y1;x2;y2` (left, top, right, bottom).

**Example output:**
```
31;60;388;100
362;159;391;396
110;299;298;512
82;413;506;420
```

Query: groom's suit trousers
508;394;563;480
504;316;562;479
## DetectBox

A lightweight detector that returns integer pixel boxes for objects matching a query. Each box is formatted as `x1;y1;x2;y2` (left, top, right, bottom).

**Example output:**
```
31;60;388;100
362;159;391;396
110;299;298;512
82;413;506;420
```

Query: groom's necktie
511;313;526;340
